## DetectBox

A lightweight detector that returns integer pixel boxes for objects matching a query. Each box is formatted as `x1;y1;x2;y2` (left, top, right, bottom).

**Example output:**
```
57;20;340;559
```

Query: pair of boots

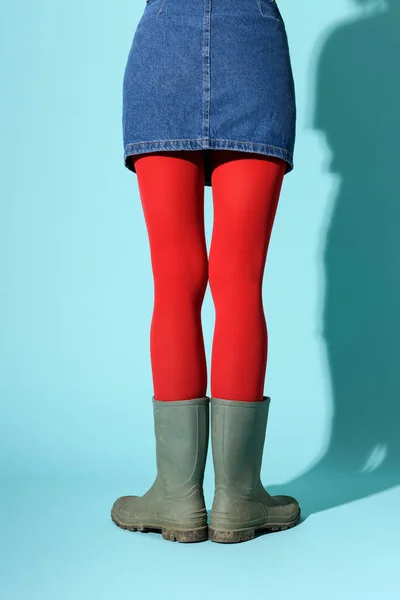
111;395;301;543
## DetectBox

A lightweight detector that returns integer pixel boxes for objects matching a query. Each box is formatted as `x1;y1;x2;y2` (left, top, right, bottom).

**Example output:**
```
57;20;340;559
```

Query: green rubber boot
111;396;209;543
209;396;301;543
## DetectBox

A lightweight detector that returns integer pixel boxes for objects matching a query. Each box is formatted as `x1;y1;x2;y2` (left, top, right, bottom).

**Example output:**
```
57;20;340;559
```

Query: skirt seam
124;139;293;160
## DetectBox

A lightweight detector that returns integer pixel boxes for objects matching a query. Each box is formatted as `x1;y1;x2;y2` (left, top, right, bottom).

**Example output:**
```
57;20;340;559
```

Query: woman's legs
118;149;299;544
132;149;286;403
132;150;208;401
208;150;286;402
120;150;300;543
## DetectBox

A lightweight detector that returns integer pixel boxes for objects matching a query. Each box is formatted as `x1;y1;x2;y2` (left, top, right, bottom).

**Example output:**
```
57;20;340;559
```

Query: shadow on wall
268;0;400;518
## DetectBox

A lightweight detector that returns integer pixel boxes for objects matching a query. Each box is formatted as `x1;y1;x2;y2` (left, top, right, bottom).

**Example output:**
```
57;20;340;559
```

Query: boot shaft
153;396;209;495
210;396;270;497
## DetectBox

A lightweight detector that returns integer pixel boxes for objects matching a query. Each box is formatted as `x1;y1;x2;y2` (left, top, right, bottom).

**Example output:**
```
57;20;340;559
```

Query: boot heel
162;525;208;543
208;526;255;543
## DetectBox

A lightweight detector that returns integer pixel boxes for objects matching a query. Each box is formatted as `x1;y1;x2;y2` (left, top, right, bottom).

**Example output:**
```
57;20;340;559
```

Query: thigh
209;150;286;279
132;150;207;267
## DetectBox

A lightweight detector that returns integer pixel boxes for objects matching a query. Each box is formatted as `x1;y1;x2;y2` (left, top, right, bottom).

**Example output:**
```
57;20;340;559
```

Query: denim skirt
122;0;296;187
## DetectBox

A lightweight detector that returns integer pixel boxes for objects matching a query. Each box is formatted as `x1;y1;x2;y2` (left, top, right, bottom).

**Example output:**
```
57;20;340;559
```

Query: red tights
132;150;286;402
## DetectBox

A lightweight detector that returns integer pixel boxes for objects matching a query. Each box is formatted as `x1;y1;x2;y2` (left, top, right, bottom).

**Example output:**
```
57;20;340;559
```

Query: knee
209;258;263;305
154;249;208;304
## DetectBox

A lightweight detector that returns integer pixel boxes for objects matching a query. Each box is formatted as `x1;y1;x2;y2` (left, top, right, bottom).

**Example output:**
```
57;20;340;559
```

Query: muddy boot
111;396;209;543
209;396;301;543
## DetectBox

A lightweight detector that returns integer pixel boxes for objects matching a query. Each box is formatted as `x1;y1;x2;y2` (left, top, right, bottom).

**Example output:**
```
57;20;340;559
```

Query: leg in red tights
208;150;286;402
132;149;286;403
132;150;208;401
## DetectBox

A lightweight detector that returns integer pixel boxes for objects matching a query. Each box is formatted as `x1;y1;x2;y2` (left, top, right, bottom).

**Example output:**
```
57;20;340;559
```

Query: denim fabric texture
122;0;296;186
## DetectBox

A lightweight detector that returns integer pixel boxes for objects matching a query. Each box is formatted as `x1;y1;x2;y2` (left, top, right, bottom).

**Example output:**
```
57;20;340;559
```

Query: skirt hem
123;138;293;187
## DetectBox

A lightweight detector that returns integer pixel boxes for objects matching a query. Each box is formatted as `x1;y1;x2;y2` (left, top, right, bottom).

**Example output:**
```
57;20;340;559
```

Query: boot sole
209;507;301;543
111;513;208;543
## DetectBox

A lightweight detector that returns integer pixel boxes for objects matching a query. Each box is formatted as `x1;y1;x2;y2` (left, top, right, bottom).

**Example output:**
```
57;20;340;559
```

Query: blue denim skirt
122;0;296;186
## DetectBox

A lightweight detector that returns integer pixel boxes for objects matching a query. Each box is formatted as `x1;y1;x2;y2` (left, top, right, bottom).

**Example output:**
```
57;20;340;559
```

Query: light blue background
1;0;399;598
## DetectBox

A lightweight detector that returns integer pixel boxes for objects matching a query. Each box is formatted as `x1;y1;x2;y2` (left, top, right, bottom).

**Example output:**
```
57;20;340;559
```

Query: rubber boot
209;396;301;543
111;396;209;543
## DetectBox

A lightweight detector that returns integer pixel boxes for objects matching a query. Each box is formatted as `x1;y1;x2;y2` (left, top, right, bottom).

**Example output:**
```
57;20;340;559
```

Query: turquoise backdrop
1;0;399;598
